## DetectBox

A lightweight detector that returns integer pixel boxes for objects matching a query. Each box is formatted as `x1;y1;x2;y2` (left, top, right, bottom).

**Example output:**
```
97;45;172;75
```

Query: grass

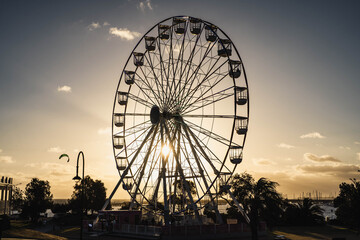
4;228;67;240
3;220;67;240
271;225;359;240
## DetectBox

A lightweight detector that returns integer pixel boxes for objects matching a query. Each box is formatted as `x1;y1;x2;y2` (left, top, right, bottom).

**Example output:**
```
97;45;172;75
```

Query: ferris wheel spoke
182;121;232;172
129;124;160;209
114;120;151;138
135;70;162;106
183;71;229;112
170;28;204;108
168;41;216;112
128;92;154;109
181;127;224;222
184;119;236;147
178;136;207;198
182;85;233;114
143;52;167;107
182;114;235;118
175;45;219;107
181;122;221;172
180;59;228;111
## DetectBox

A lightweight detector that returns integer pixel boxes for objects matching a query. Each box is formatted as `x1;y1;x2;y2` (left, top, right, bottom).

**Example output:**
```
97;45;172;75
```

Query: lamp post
73;151;85;240
60;151;85;240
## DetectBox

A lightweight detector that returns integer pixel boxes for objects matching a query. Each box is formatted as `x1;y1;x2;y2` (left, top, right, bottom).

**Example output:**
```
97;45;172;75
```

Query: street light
74;151;85;240
60;151;85;240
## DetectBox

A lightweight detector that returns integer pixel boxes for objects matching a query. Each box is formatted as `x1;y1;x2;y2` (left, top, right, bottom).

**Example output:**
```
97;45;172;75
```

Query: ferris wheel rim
111;15;249;214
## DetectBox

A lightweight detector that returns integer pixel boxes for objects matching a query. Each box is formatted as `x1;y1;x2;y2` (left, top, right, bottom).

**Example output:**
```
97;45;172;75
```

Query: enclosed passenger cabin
235;87;248;105
145;36;156;51
114;136;125;149
173;17;186;34
205;25;217;42
133;52;144;67
117;91;128;105
229;60;242;78
158;25;170;40
218;172;231;192
189;17;201;35
116;156;127;171
114;113;125;127
122;176;133;190
124;70;135;85
229;145;243;164
235;116;248;135
218;39;232;57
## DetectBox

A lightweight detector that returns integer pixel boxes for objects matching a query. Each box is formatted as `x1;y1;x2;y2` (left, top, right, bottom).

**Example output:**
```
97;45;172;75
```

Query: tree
229;173;283;240
68;175;106;215
283;198;324;225
334;178;360;233
22;178;53;222
11;186;24;212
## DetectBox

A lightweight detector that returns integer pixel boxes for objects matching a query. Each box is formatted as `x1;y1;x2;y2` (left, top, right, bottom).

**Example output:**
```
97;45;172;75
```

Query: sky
0;0;360;199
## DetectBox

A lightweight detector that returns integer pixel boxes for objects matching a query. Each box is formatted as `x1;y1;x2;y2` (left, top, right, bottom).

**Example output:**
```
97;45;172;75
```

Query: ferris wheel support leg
227;188;250;224
130;124;159;210
182;124;223;224
160;122;171;226
164;123;203;225
94;126;156;224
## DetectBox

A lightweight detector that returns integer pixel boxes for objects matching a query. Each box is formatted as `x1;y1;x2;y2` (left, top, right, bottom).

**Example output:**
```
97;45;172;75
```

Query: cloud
354;141;360;145
300;132;326;139
0;149;2;153
109;27;141;40
304;153;341;163
357;153;360;161
253;158;276;166
277;143;295;149
138;0;153;12
47;147;64;153
0;156;14;164
339;146;351;150
298;164;360;177
98;127;111;135
57;85;72;93
87;22;101;31
103;22;110;26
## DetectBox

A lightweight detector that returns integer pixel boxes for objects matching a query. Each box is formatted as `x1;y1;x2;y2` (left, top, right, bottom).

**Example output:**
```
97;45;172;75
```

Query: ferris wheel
104;16;249;225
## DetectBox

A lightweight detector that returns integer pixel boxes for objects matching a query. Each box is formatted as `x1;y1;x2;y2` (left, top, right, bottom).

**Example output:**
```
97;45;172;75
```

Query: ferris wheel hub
150;105;160;124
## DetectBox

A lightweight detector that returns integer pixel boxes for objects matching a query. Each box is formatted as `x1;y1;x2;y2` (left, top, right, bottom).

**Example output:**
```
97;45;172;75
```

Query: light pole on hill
60;151;85;240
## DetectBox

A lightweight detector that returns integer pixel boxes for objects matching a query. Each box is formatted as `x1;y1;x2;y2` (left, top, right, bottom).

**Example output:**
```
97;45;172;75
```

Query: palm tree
229;173;284;240
284;198;324;225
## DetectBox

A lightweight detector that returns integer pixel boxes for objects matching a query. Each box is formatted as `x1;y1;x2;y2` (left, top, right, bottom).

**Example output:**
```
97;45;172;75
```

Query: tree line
10;175;106;223
203;172;360;240
9;172;360;239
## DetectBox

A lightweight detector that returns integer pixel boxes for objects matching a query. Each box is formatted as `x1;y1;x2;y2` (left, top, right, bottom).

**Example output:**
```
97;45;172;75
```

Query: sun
161;143;171;157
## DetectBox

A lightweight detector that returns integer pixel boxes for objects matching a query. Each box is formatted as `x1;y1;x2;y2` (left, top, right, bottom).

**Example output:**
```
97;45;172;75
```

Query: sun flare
161;144;171;157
